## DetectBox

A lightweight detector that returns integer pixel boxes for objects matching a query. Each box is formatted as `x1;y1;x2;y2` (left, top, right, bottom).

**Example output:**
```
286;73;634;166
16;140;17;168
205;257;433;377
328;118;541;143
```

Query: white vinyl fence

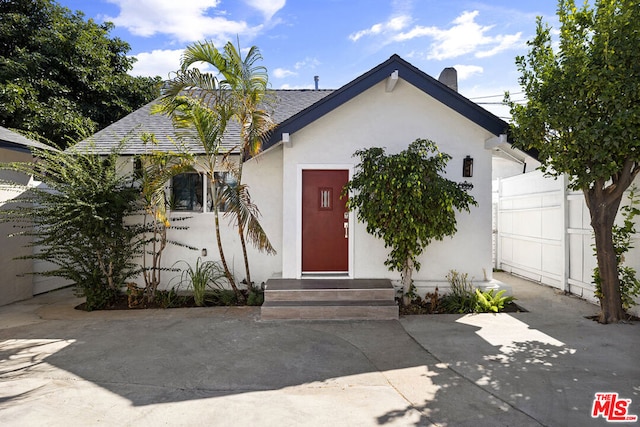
494;170;640;312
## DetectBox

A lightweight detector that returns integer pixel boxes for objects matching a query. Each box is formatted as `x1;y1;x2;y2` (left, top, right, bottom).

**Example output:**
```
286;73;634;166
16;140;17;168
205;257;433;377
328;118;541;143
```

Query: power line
469;91;523;100
476;99;526;105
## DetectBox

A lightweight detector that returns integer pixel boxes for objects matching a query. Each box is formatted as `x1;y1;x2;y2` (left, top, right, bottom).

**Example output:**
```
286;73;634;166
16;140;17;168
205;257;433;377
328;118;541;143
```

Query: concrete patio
0;272;638;426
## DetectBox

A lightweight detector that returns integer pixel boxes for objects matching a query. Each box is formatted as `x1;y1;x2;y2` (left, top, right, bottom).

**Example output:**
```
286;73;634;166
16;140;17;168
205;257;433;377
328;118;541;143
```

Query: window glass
214;172;237;212
172;173;203;211
171;172;236;212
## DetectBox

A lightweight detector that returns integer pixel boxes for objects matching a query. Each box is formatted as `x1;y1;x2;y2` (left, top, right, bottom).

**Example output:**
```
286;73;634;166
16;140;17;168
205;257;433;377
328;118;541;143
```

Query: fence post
561;173;570;293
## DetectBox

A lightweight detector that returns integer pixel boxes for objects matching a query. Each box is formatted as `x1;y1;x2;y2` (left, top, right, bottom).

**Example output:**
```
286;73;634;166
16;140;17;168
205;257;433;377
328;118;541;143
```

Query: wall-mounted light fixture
463;155;474;177
201;248;207;257
458;181;474;191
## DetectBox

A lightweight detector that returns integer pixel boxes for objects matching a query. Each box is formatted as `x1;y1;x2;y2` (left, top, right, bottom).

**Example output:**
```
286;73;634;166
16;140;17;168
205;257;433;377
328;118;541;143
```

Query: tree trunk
234;148;250;302
239;222;251;285
401;258;414;296
585;189;625;323
213;193;239;295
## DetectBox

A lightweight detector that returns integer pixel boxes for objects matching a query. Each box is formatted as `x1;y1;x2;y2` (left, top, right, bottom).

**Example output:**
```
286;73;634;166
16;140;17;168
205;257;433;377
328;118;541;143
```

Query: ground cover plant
399;270;520;315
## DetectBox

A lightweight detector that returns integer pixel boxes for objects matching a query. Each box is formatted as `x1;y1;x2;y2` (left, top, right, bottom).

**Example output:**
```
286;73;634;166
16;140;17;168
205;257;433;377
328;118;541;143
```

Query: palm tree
156;96;241;295
161;39;276;290
137;139;195;303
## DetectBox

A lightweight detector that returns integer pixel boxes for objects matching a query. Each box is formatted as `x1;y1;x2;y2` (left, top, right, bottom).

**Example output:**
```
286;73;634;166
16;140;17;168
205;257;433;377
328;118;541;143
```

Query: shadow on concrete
1;284;639;426
400;311;640;426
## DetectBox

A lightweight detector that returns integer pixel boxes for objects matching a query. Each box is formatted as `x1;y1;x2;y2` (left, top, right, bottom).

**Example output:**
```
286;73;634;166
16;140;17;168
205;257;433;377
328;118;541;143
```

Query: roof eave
261;54;510;152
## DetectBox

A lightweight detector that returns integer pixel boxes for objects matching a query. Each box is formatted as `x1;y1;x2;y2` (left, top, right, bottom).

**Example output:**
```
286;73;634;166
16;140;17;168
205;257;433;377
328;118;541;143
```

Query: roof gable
262;54;509;151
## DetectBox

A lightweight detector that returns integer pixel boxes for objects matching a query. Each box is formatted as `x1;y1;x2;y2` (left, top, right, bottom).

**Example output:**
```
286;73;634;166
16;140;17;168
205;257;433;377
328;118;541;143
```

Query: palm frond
219;183;276;254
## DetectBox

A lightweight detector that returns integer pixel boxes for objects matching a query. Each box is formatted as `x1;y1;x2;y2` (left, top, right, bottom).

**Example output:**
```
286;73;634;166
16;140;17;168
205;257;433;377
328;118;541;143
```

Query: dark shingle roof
71;55;513;157
71;90;334;155
0;126;55;153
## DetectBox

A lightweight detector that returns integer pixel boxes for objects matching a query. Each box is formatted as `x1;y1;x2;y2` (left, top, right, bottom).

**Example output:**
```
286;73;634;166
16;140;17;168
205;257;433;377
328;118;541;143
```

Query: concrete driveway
0;272;638;426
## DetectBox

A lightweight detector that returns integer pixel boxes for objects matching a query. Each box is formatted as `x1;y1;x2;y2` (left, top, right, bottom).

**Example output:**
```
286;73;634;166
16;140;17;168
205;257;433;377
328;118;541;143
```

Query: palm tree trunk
239;222;251;286
236;148;252;296
214;206;238;292
211;177;239;295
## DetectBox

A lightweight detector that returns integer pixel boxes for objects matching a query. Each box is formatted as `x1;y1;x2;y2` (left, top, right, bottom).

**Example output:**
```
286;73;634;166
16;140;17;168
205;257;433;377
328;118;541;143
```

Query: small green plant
174;258;227;306
475;289;515;313
593;186;640;311
155;288;187;308
208;289;238;306
439;270;477;314
247;286;264;306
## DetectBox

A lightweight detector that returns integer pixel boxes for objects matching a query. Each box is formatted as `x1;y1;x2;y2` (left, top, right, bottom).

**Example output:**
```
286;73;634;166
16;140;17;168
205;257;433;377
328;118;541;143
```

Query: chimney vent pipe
438;67;458;92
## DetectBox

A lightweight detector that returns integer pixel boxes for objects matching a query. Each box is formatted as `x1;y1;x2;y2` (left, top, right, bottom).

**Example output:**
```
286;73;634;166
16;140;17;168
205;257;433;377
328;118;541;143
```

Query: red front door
302;170;349;273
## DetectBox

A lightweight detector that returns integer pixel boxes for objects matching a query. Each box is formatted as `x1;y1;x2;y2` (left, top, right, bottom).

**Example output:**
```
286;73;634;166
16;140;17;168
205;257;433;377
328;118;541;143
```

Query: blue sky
56;0;560;119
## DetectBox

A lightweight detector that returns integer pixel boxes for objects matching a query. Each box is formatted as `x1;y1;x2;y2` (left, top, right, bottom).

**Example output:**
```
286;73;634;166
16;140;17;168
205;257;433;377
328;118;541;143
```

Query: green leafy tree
0;144;142;310
0;0;161;147
159;40;275;290
506;0;640;323
593;187;640;311
344;139;477;293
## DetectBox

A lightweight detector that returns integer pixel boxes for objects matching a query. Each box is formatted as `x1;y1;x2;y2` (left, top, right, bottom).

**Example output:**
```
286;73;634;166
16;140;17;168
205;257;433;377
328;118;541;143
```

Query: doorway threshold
301;272;350;279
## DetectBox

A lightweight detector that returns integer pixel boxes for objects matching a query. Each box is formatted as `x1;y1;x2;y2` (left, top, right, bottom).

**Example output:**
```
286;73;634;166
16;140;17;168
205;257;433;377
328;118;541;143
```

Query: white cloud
383;10;522;61
294;57;320;70
396;11;494;59
349;15;411;42
279;83;314;90
130;49;216;78
453;64;484;81
476;33;522;58
103;0;261;43
244;0;286;20
273;67;297;78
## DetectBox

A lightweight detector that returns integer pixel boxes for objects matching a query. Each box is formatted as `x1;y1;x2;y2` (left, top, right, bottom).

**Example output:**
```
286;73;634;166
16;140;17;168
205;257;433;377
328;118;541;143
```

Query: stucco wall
152;146;284;289
0;149;34;305
140;79;500;290
280;78;496;287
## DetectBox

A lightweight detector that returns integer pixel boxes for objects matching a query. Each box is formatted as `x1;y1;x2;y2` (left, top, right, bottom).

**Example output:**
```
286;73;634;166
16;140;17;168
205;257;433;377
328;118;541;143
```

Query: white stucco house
0;127;66;305
72;55;510;295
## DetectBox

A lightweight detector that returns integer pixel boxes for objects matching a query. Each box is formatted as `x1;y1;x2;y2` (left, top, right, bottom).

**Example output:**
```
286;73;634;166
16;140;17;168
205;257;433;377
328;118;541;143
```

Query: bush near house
0;144;142;310
401;270;518;315
344;139;477;294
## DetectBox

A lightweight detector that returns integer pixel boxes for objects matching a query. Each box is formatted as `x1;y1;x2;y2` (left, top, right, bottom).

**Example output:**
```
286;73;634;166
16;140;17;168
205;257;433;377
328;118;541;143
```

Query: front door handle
344;222;348;238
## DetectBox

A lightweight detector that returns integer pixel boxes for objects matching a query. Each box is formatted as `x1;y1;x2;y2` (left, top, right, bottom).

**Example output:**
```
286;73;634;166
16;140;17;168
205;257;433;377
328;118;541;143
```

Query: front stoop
261;279;399;321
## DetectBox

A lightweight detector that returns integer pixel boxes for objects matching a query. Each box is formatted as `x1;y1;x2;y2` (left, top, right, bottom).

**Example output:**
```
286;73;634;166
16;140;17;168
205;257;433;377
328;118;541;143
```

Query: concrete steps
261;278;399;320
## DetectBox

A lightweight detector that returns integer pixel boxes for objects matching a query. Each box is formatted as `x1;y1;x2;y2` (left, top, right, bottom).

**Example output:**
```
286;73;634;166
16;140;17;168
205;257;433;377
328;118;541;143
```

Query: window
172;173;205;211
171;172;236;212
213;172;236;212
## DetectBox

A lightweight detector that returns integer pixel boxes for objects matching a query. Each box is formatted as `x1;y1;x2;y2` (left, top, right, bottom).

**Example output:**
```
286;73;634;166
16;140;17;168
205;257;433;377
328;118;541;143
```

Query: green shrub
247;286;264;306
208;289;238;306
439;270;477;314
475;289;515;313
155;288;187;308
174;258;227;306
0;143;142;311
